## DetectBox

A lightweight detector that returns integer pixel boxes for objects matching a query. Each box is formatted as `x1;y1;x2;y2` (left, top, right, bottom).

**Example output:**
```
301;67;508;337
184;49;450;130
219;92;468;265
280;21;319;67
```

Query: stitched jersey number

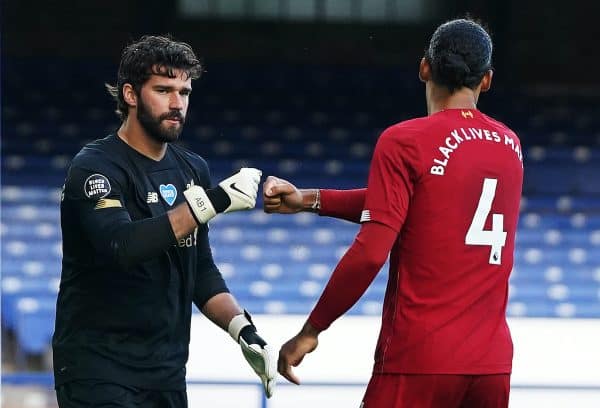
465;178;507;265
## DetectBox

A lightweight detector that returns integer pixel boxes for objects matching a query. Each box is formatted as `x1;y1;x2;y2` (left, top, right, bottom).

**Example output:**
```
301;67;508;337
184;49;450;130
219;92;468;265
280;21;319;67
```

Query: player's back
377;108;523;375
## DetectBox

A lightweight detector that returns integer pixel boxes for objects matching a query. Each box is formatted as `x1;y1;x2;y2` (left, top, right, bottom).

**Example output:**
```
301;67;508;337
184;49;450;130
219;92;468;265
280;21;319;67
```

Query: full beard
137;99;185;143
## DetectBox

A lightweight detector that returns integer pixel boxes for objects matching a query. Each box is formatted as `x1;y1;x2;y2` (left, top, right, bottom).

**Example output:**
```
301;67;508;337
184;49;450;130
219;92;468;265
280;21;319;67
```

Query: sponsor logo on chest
146;192;159;203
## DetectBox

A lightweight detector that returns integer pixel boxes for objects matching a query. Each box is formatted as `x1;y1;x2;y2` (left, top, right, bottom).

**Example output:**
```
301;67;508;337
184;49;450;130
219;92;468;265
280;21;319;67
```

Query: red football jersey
362;108;523;374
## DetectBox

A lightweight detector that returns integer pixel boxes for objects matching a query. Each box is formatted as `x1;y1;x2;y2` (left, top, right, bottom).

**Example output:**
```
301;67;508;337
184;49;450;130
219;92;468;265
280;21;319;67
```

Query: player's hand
218;168;262;213
184;168;262;224
229;311;277;398
263;176;303;214
277;323;319;385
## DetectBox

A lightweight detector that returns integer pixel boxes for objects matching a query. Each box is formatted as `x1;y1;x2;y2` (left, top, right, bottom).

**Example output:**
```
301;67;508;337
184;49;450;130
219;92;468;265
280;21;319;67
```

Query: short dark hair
106;35;203;120
425;18;493;93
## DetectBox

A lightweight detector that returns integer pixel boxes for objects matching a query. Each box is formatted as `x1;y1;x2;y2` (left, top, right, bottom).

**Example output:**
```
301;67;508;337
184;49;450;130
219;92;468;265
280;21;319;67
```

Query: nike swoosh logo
230;183;252;198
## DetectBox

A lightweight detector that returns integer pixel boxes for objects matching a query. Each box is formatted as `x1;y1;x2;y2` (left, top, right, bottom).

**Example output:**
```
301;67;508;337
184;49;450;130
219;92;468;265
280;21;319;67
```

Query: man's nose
169;93;184;110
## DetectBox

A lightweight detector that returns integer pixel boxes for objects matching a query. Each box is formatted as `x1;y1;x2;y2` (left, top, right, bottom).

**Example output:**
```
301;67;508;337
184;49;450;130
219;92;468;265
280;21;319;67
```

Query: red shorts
361;373;510;408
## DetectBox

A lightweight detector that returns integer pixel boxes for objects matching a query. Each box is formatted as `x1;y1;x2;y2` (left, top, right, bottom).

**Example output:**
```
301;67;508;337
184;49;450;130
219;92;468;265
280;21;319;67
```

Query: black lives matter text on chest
430;127;523;176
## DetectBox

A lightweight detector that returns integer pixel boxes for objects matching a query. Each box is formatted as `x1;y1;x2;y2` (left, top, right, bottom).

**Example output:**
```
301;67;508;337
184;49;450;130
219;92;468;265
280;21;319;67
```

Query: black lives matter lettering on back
84;174;112;199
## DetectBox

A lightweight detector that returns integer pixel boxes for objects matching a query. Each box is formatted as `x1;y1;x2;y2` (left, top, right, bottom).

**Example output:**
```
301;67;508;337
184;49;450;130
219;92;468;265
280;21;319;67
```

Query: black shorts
56;380;187;408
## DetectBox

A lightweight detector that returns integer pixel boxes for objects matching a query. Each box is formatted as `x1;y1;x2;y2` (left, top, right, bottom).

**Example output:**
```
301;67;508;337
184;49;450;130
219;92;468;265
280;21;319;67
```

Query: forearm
297;189;320;213
297;188;366;222
201;292;243;331
91;191;211;269
106;213;176;269
167;202;198;239
92;203;198;270
319;189;366;223
308;221;397;330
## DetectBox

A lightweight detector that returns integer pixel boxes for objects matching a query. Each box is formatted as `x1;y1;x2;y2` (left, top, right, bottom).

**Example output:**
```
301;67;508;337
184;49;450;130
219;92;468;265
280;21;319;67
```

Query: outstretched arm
319;188;366;223
277;221;397;384
277;125;421;384
194;223;276;400
201;293;277;398
68;165;261;270
200;292;244;330
307;221;396;330
263;176;366;223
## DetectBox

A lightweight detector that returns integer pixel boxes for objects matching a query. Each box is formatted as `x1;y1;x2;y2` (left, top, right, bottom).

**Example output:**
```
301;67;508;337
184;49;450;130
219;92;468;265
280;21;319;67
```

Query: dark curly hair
425;18;493;93
106;35;203;120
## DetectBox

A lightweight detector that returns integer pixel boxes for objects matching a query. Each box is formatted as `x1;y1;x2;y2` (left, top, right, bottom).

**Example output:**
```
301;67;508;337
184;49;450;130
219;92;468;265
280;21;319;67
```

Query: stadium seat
2;60;600;356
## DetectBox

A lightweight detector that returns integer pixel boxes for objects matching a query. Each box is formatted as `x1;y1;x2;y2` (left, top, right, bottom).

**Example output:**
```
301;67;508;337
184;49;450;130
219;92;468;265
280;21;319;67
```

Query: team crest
159;184;177;206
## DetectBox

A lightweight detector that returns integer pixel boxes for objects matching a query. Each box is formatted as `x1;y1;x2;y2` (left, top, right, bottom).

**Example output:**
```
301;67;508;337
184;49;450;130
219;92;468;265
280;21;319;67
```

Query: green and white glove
184;168;262;224
228;311;276;398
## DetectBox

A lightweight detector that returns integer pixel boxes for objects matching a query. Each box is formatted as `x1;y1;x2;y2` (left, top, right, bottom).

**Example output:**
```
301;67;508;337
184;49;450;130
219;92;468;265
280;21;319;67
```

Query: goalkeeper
52;35;275;407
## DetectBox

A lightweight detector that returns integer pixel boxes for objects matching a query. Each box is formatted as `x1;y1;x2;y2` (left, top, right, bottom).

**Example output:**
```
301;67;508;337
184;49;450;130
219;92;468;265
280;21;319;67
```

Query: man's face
136;68;192;143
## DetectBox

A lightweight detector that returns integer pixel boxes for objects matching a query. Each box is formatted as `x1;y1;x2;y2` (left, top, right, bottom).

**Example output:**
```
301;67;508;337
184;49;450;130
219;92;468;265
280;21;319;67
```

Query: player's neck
427;87;478;115
117;117;167;161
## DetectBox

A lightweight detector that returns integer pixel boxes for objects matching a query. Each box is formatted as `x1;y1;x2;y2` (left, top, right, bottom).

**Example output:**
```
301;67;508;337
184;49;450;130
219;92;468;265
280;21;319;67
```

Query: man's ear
480;69;493;93
122;83;137;107
419;57;431;83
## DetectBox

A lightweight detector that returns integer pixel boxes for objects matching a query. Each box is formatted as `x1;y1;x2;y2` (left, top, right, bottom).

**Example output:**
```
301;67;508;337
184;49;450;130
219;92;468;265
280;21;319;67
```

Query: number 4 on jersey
465;178;507;265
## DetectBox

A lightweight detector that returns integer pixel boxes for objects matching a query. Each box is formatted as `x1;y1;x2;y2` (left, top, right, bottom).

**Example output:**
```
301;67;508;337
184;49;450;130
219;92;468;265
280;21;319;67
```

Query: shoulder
70;135;124;173
376;117;429;150
65;135;128;193
480;113;520;141
379;117;430;141
373;120;424;176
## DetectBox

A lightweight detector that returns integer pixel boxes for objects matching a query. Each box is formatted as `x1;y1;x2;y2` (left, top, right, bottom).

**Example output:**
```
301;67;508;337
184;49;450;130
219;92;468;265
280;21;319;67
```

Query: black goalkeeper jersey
53;134;229;390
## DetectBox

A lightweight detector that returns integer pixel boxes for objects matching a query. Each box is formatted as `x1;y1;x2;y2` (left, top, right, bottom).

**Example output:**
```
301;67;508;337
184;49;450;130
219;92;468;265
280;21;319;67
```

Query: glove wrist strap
228;310;253;342
183;186;217;225
205;186;231;213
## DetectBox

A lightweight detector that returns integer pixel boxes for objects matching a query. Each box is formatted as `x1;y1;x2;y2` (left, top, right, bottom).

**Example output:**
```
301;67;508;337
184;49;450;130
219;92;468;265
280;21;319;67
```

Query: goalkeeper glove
184;168;262;225
228;310;276;398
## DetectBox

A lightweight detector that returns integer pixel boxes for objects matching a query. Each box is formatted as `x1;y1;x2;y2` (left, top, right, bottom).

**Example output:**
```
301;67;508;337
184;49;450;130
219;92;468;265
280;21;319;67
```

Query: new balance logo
147;192;159;203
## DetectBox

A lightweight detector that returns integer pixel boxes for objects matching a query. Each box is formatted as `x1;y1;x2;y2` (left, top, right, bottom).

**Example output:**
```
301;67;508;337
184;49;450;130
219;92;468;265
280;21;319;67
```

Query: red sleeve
361;127;421;232
319;189;366;223
308;221;397;331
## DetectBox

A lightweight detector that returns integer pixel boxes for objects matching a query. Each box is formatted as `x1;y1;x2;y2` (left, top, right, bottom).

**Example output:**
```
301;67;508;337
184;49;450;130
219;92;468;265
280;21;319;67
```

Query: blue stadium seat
1;276;60;330
14;297;56;354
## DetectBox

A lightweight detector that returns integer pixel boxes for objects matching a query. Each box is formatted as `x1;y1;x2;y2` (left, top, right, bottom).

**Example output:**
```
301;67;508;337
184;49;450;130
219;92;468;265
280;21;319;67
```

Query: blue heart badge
159;184;177;206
